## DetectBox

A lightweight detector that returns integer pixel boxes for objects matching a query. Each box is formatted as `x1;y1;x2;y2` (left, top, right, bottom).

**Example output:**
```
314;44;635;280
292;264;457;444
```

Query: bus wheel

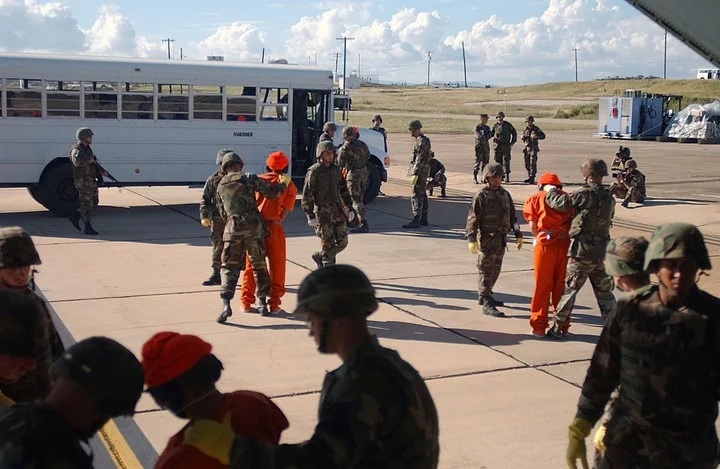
27;184;43;206
363;162;381;205
37;164;79;217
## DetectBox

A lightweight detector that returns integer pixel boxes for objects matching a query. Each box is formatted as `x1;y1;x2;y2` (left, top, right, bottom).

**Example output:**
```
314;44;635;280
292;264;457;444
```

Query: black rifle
94;159;119;186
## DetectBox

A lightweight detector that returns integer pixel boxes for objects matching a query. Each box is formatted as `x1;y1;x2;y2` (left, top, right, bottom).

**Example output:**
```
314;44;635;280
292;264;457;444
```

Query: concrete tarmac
1;129;719;468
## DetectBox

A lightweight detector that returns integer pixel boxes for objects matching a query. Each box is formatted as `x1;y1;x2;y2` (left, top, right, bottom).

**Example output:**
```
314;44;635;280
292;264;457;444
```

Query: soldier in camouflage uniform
303;141;354;269
318;121;336;143
473;113;491;184
68;127;103;235
609;159;646;208
466;163;524;317
426;151;447;197
0;227;65;402
199;148;233;286
215;152;290;323
0;290;46;407
370;114;388;151
490;111;517;183
546;159;616;339
226;265;440;468
337;126;370;233
403;119;432;228
520;115;546;184
568;223;720;469
0;336;143;468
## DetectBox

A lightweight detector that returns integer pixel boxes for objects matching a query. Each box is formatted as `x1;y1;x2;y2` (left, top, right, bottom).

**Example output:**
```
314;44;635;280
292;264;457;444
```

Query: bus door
291;89;330;176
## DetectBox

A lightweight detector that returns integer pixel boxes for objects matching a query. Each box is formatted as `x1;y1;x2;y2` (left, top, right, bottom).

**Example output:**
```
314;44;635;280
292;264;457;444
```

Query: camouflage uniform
426;156;447;197
409;133;432;220
465;168;520;312
610;169;646;205
521;120;546;182
200;168;227;273
337;139;370;225
302;160;353;266
491;116;517;179
547;180;616;332
473;121;492;180
69;141;98;225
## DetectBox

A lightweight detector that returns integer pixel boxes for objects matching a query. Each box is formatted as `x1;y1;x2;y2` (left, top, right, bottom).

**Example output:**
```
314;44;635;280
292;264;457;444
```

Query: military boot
546;323;565;340
473;171;479;184
202;269;221;286
440;188;447;198
428;186;433;196
482;301;506;317
402;216;421;229
523;176;535;184
83;222;98;236
311;252;324;269
217;299;233;323
478;296;505;307
504;174;511;183
419;214;428;226
258;297;270;317
68;213;81;231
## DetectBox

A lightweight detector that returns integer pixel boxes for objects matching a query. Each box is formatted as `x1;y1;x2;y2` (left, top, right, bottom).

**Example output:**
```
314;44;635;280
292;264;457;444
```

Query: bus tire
37;163;79;217
27;184;43;206
363;162;381;205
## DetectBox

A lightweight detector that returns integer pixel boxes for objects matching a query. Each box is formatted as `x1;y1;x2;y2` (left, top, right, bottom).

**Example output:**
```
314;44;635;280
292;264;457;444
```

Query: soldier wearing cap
221;265;439;467
0;226;65;402
143;332;288;468
215;152;290;323
567;223;720;469
490;111;517;183
68;127;103;235
338;126;371;233
546;159;616;339
302;141;355;269
200;148;234;286
473;113;492;184
240;151;297;315
403;119;432;228
466;163;524;317
521;115;546;184
0;336;143;468
369;114;388;151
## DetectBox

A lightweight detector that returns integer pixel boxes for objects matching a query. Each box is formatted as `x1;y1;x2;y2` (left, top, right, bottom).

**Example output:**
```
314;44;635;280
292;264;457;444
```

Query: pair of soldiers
609;147;646;207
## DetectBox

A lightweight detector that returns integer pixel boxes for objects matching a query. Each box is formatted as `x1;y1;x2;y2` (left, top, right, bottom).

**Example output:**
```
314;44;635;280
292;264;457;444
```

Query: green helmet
408;120;423;131
644;223;711;271
483;162;504;180
625;159;637;169
76;127;93;140
53;337;143;416
215;148;233;165
0;290;45;358
292;265;378;319
495;111;505;118
220;151;244;170
580;158;608;178
316;140;335;158
525;115;534;122
322;122;336;132
604;237;649;277
0;227;41;268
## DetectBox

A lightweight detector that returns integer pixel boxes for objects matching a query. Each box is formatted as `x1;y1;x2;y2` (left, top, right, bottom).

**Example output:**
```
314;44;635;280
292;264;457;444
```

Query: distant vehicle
697;68;720;79
333;91;351;110
0;52;386;215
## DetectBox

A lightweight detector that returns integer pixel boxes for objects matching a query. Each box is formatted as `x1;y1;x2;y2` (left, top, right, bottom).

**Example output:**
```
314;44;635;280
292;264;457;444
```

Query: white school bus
0;52;387;216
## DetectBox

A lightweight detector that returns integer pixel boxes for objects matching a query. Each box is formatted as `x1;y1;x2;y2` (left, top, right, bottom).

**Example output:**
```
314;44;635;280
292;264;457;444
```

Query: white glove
543;184;557;192
347;210;356;222
307;216;319;228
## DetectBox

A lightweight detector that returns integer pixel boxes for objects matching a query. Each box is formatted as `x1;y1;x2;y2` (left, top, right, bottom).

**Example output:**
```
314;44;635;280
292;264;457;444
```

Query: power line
162;38;175;60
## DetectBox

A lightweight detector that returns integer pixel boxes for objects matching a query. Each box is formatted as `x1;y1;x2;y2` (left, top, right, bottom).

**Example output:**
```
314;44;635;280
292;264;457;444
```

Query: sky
0;0;714;86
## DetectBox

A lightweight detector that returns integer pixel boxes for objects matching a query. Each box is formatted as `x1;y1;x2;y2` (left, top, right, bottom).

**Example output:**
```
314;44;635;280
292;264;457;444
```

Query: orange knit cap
266;151;289;171
537;172;563;187
142;332;212;388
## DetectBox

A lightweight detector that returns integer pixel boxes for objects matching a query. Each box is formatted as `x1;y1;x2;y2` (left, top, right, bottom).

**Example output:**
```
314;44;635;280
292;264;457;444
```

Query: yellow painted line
98;419;143;469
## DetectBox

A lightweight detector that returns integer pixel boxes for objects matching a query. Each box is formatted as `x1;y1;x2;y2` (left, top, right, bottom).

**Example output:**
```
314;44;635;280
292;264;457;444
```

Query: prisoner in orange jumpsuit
240;151;297;314
522;172;573;337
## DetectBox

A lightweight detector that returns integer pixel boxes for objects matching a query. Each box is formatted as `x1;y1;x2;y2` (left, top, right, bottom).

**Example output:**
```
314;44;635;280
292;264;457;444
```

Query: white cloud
193;22;267;62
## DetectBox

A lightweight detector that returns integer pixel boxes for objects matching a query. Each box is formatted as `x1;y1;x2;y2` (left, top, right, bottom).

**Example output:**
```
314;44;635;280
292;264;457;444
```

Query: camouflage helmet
76;127;93;140
408;120;423;131
580;158;608;178
625;159;638;169
604;237;649;277
215;148;233;165
52;337;143;416
316;140;335;158
292;265;378;319
495;111;505;118
643;223;711;271
0;226;41;268
0;290;45;358
525;115;534;122
322;122;336;132
220;151;244;170
372;114;383;122
483;162;505;180
342;126;357;138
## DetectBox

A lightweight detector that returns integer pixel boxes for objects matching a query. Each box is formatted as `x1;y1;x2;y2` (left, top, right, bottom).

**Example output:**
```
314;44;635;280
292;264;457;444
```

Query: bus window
4;79;42;117
121;82;154;119
193;85;222;120
85;81;119;119
46;81;80;117
158;83;188;120
227;86;256;122
258;87;288;121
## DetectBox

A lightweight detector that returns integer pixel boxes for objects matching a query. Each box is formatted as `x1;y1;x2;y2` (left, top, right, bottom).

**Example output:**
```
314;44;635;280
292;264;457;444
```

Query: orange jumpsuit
523;191;573;334
240;172;297;311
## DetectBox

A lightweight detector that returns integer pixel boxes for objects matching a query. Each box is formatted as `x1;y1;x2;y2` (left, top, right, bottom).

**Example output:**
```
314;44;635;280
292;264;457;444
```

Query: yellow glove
200;217;211;228
468;242;478;255
593;423;607;453
410;175;418;186
566;417;591;469
277;173;291;186
515;231;523;250
183;413;235;465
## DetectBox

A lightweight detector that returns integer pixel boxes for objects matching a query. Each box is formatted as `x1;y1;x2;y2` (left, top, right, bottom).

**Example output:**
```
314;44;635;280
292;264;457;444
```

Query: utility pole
663;30;667;79
314;52;318;65
334;53;341;76
426;51;432;86
162;38;174;59
261;48;265;63
336;36;355;95
461;41;468;88
358;53;361;76
572;48;580;82
180;48;183;60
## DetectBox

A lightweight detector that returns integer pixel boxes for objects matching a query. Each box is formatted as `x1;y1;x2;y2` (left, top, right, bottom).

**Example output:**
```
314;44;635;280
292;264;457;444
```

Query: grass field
341;79;720;134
